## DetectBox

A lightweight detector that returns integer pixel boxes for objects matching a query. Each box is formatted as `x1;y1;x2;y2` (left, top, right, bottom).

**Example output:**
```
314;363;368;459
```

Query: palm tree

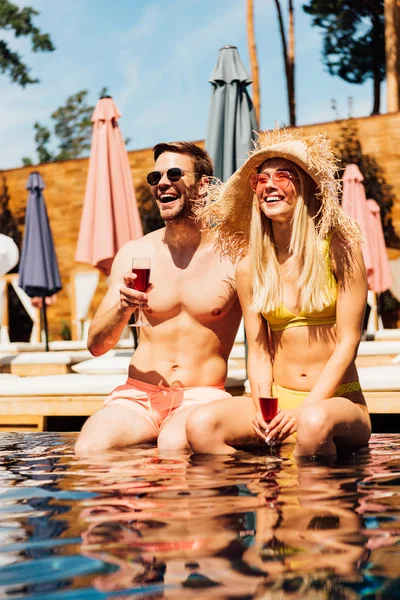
247;0;260;127
274;0;296;126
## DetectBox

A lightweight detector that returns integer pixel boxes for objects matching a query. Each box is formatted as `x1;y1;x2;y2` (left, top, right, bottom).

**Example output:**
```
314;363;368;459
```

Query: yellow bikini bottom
272;381;362;410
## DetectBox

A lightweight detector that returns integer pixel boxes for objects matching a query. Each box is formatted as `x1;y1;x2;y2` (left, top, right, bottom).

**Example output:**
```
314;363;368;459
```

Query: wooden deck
0;389;397;432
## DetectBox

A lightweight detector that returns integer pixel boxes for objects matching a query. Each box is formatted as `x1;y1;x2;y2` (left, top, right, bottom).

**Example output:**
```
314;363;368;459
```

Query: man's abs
128;316;237;387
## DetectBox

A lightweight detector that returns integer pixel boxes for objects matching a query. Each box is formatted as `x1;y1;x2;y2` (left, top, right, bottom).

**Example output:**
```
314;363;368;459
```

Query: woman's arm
302;235;368;406
236;256;273;411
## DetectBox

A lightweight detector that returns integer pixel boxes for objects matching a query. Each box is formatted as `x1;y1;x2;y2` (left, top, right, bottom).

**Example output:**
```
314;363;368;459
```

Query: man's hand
119;273;153;312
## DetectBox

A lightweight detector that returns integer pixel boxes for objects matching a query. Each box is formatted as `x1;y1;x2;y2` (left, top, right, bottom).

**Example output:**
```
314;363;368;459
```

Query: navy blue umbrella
18;172;62;351
205;45;258;182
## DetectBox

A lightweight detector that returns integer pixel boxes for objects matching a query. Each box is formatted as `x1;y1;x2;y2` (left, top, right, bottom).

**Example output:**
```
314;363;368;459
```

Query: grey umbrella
206;46;257;378
205;45;258;182
18;172;62;351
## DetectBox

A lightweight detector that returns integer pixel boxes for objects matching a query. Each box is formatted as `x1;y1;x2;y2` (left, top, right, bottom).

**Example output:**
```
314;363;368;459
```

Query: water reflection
0;433;398;598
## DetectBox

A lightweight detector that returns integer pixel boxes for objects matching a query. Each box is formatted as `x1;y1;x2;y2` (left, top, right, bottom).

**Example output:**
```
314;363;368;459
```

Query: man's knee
74;411;118;455
185;405;222;445
74;433;105;456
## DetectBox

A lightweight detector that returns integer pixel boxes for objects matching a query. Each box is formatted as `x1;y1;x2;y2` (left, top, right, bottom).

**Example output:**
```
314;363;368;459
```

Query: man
75;142;242;453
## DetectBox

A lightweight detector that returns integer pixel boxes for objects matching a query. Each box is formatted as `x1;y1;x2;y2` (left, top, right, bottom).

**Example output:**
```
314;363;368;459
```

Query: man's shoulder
118;228;166;254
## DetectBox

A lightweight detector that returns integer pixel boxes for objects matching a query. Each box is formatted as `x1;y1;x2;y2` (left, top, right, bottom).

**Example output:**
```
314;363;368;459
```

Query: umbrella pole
42;299;49;352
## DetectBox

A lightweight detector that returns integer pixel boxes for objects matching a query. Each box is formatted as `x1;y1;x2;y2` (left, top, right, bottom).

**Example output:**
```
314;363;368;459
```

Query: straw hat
196;127;362;260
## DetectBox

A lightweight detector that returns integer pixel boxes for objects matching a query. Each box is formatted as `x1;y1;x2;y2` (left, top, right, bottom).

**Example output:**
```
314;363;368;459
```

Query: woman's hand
252;411;269;442
266;408;299;444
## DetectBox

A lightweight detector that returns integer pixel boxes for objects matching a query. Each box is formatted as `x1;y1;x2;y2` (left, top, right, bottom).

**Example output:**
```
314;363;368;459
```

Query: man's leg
185;396;256;454
157;406;197;451
75;405;158;455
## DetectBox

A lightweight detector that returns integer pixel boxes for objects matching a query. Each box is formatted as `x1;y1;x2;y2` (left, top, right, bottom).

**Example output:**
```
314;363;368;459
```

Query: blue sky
1;0;385;170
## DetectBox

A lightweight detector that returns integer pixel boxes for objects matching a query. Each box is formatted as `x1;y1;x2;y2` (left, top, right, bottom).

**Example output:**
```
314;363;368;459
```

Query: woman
186;128;371;457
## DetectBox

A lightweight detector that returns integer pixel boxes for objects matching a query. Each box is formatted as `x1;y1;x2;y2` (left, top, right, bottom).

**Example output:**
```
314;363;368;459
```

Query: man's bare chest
145;255;237;321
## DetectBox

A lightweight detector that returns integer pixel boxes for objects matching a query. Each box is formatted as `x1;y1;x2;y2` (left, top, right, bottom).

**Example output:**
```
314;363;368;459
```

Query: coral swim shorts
104;377;232;434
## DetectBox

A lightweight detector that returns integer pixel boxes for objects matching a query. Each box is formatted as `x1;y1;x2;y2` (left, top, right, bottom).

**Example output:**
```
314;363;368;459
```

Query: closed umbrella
205;45;258;182
18;172;62;351
342;164;373;275
75;95;143;276
365;199;392;333
342;164;392;334
366;199;392;294
206;46;258;380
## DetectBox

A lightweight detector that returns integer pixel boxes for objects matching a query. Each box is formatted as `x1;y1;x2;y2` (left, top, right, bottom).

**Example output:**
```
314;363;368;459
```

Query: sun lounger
356;341;400;367
373;329;400;341
0;374;121;431
0;356;247;431
1;350;93;376
0;338;134;354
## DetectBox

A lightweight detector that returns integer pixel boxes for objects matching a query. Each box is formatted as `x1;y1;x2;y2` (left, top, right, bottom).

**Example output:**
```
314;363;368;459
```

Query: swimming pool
0;433;398;598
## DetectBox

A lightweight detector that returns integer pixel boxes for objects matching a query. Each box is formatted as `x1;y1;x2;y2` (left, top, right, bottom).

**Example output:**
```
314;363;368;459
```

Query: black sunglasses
146;167;197;186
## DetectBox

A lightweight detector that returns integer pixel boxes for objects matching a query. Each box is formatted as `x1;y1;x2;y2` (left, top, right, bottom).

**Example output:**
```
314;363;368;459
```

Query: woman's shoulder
236;253;252;275
328;230;364;280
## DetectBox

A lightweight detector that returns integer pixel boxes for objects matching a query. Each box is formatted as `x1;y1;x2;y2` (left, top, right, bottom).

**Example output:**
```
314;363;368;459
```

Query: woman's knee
297;404;333;443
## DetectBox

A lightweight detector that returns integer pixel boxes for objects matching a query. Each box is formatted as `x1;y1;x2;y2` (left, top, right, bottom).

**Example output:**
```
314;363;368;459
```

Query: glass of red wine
258;383;278;423
129;257;151;328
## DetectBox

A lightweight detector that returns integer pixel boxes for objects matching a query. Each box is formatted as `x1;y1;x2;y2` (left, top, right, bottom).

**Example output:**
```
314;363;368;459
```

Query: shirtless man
75;142;242;454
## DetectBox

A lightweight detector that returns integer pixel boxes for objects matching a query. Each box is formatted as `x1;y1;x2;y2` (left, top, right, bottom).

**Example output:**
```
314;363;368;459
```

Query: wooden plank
0;396;104;416
0;415;45;432
10;364;70;377
356;355;397;368
364;391;400;414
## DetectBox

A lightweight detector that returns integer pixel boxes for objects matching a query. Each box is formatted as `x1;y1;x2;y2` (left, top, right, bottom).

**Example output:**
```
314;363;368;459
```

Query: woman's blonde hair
249;163;336;314
194;127;363;312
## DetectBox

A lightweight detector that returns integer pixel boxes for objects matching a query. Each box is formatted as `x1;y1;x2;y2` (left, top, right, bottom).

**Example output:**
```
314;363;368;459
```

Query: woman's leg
185;396;257;454
295;395;371;457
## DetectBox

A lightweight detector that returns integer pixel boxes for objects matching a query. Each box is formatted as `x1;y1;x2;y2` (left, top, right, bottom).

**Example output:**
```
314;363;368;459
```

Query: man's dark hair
153;142;213;180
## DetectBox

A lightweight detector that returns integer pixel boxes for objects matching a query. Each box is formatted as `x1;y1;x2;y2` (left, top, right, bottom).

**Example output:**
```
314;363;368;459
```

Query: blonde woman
186;128;371;457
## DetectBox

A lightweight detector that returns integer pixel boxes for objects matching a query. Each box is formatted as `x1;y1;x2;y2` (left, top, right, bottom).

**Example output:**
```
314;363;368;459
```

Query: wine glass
258;383;278;423
129;257;151;328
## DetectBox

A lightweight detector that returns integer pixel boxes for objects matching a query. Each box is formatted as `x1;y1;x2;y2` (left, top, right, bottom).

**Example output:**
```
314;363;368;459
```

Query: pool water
0;433;399;599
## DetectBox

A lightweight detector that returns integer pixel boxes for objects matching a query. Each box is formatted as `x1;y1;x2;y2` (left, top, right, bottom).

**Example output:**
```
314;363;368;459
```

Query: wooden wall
1;112;399;340
300;112;400;235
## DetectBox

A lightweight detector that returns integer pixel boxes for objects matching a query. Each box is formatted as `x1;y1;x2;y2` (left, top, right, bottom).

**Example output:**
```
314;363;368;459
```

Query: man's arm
87;241;151;356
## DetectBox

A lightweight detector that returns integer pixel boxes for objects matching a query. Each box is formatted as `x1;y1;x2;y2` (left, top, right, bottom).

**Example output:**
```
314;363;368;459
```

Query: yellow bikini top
262;233;337;332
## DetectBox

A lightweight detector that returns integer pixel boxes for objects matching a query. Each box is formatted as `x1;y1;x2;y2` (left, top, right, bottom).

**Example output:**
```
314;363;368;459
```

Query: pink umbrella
342;164;393;334
342;164;373;276
76;96;143;275
366;199;392;294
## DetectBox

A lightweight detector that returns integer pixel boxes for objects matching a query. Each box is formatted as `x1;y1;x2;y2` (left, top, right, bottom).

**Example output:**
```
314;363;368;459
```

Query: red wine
259;396;278;422
131;268;150;292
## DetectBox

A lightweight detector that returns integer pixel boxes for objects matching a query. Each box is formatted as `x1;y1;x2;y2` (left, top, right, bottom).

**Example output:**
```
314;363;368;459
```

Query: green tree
22;90;99;164
50;89;94;161
0;0;54;86
21;88;128;165
303;0;385;114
